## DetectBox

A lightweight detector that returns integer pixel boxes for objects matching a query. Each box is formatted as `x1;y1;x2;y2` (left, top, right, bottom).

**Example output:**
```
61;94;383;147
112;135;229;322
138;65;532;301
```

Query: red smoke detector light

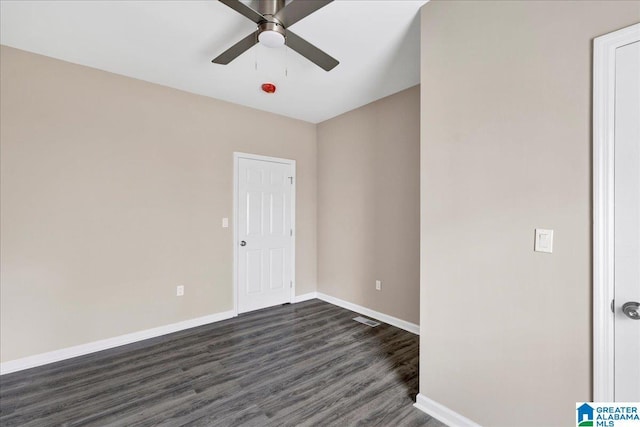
261;83;276;94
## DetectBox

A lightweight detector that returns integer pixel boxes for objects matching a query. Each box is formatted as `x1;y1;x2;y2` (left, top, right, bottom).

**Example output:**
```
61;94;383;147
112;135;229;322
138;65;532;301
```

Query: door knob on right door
622;302;640;320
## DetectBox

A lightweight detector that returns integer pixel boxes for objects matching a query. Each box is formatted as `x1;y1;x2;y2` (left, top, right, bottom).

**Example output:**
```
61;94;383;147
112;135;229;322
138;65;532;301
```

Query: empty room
1;1;639;426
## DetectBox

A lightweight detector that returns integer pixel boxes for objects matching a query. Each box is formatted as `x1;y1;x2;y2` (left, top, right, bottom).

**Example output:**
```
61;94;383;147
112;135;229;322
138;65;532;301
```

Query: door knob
622;302;640;320
240;240;246;247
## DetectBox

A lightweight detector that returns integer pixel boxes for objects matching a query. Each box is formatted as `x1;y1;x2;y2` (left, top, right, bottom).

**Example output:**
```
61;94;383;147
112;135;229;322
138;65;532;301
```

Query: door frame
593;23;640;402
232;152;296;316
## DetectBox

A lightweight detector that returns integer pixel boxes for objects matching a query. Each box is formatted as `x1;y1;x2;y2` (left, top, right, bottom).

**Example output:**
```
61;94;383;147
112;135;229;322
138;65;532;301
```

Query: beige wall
0;46;317;362
419;2;640;426
317;86;420;324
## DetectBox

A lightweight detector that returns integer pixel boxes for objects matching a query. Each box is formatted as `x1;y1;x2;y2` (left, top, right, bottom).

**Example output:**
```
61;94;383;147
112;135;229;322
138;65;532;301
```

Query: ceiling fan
212;0;339;71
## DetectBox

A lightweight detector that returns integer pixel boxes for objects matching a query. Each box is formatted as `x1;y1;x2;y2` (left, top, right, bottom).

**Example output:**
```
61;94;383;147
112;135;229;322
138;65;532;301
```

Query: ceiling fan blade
218;0;264;24
274;0;333;28
212;32;258;64
286;30;338;71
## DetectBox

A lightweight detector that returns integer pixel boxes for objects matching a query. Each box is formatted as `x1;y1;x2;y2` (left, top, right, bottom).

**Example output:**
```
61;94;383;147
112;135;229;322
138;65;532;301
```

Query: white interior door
614;40;640;401
236;154;294;314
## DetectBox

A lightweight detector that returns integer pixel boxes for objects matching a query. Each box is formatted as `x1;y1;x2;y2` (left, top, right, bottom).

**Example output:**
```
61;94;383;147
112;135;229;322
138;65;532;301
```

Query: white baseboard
414;393;482;427
293;292;318;303
1;292;418;375
316;292;419;335
0;310;236;376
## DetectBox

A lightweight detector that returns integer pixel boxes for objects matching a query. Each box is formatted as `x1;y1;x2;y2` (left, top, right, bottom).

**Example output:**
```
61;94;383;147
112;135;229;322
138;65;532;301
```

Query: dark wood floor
0;299;444;426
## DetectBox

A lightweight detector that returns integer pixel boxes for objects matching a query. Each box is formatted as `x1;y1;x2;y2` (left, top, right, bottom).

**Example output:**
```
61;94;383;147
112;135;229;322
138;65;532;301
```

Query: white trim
413;394;482;427
290;160;297;304
233;152;297;315
293;292;318;303
316;292;419;335
0;310;235;376
233;153;240;316
593;22;640;402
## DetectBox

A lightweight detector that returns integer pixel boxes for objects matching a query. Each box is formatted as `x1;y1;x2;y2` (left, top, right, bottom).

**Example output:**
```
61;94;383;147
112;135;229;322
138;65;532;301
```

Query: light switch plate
535;229;554;253
222;218;229;228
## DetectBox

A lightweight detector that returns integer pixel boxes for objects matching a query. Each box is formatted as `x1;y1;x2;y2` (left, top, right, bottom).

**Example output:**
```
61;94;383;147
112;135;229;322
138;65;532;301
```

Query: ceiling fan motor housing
257;0;286;48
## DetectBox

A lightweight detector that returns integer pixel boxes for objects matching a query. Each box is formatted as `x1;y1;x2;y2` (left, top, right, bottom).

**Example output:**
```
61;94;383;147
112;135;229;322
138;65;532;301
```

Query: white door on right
614;40;640;401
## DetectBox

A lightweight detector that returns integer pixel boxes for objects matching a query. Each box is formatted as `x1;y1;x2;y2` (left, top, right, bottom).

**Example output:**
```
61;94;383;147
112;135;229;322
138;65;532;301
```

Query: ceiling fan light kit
213;0;339;71
257;22;285;48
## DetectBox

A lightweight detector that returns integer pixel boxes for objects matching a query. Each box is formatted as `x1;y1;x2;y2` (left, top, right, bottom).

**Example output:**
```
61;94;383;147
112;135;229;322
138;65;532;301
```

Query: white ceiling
0;0;426;123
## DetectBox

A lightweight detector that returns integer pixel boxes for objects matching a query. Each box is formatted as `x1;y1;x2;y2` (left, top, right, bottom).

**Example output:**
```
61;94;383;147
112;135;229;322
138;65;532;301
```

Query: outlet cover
176;285;185;296
375;280;381;291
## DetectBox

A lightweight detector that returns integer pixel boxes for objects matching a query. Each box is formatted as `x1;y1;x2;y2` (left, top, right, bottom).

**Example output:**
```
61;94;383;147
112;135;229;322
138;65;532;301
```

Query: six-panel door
237;157;293;313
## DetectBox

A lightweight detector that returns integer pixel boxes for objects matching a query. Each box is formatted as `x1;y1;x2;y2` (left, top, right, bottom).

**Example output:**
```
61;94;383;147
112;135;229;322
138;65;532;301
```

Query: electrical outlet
176;285;184;296
375;280;381;291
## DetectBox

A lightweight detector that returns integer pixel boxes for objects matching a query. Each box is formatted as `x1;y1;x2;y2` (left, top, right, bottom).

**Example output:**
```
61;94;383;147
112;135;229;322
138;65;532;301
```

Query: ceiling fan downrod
258;0;285;18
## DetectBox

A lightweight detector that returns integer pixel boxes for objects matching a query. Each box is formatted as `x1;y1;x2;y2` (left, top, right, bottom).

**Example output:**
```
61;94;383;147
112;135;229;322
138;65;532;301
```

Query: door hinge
288;176;294;184
290;229;293;236
611;299;615;313
290;281;293;288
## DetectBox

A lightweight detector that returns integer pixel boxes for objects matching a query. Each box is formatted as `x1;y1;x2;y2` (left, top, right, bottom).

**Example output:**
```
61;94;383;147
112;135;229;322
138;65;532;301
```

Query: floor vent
353;316;380;327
